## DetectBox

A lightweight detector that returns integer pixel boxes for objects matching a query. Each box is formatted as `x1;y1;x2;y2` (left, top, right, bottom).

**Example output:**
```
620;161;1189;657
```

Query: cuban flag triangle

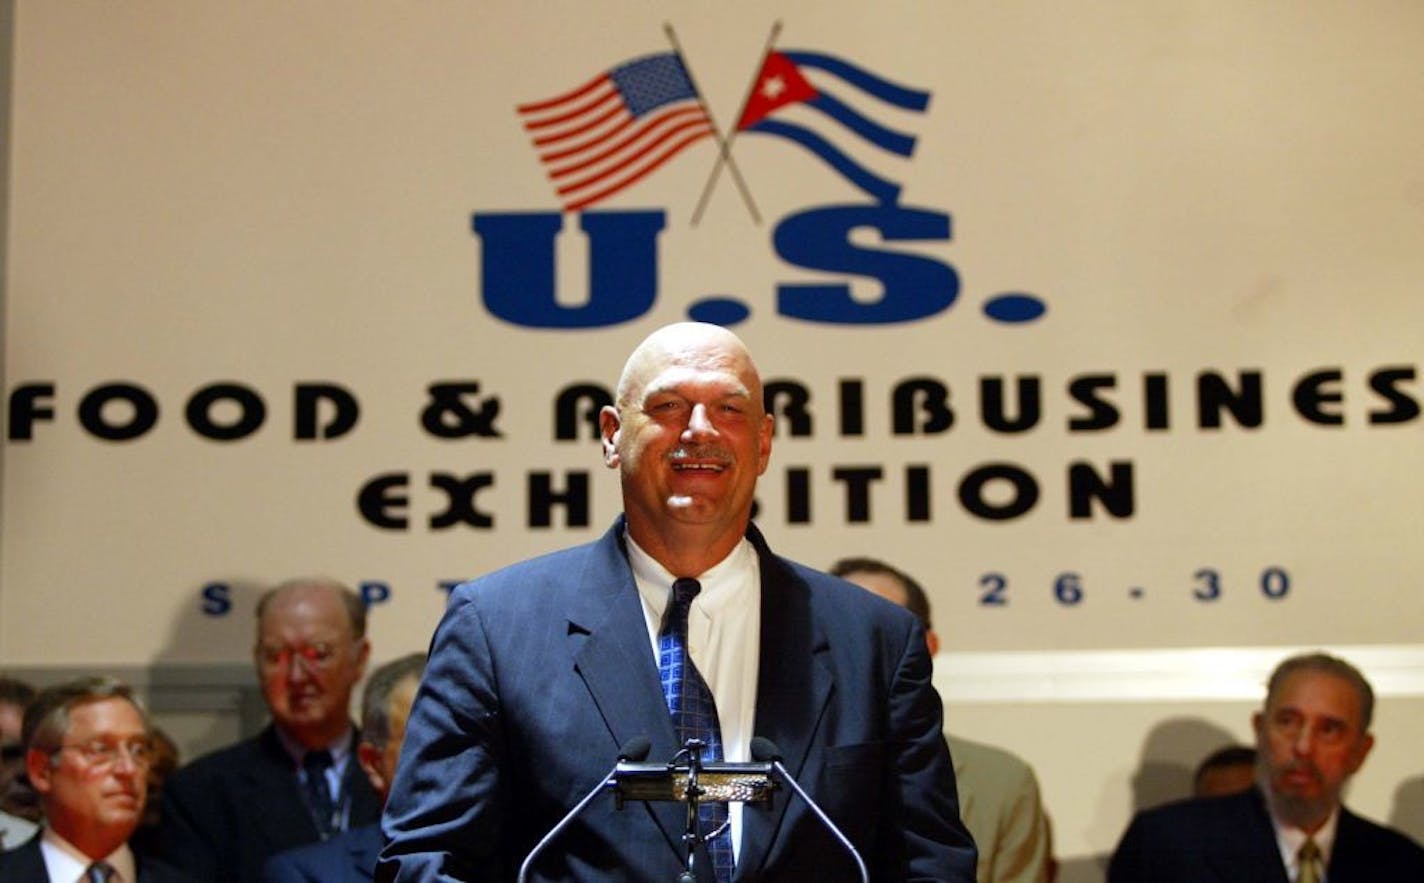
735;50;930;205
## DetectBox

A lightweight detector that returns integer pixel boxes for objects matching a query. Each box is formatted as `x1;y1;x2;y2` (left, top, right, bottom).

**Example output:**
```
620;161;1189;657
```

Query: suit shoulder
794;562;923;633
1127;790;1259;837
1341;807;1424;862
0;838;42;872
447;539;605;602
142;856;205;883
166;732;272;792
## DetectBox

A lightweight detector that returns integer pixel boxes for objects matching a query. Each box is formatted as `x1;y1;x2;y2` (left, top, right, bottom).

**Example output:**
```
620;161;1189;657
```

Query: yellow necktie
1297;838;1322;883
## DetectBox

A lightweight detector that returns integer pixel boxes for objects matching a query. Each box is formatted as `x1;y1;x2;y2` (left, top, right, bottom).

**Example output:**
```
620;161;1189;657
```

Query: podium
518;738;866;883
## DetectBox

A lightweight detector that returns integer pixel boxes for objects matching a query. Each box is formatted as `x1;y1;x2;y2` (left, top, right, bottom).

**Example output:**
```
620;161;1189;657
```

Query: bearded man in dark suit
1110;651;1424;882
378;322;977;881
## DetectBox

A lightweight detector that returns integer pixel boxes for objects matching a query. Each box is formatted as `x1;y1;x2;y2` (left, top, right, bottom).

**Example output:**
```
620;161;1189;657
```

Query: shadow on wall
1392;774;1424;844
1054;715;1241;883
145;578;269;761
1131;716;1238;812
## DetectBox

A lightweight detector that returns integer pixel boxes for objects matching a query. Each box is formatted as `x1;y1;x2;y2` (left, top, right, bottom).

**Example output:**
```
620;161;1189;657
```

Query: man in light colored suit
379;322;976;881
832;556;1055;883
264;653;425;883
0;677;195;882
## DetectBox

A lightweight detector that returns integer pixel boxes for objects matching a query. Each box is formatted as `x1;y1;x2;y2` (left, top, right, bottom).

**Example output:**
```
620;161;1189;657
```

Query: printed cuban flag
518;52;715;212
735;50;930;205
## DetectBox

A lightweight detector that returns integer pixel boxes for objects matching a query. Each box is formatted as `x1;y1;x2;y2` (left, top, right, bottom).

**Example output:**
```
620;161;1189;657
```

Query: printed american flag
518;53;715;212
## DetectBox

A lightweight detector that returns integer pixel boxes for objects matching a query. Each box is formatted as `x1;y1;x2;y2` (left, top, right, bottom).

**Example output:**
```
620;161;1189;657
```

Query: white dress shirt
275;724;356;830
1270;805;1338;882
627;532;761;860
40;826;137;882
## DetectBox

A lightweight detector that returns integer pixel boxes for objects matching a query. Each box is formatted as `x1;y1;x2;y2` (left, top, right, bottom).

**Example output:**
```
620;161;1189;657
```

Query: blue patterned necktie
659;578;733;882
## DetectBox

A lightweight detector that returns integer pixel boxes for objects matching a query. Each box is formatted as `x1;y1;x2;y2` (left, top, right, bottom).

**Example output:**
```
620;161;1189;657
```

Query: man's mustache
668;445;733;466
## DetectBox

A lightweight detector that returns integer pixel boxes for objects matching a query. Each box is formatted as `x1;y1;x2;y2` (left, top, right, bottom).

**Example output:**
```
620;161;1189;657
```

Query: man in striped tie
380;322;977;881
0;677;195;882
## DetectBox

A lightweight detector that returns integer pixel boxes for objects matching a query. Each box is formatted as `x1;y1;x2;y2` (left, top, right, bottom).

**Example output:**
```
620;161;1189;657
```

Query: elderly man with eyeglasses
159;578;382;883
0;676;195;882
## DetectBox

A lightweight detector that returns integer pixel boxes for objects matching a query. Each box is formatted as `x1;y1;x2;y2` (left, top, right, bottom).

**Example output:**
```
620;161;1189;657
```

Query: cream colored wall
4;6;1422;879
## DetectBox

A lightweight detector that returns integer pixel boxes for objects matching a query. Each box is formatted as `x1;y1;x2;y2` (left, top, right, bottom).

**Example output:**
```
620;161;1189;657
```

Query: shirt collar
625;530;754;619
274;724;355;769
1266;793;1340;876
41;827;137;882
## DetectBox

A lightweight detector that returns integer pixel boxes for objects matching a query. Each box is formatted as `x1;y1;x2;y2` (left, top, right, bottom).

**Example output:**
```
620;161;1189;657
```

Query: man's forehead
640;364;753;399
67;697;146;735
619;325;760;397
259;588;351;634
1269;671;1363;718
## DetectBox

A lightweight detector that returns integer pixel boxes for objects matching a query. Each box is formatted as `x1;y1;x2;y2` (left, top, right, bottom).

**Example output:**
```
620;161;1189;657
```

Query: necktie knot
671;577;701;609
302;749;334;774
85;861;116;883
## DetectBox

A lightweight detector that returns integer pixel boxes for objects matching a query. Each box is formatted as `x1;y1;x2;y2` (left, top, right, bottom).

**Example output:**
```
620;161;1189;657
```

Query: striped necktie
1297;837;1322;883
658;578;733;883
301;748;338;839
85;861;116;883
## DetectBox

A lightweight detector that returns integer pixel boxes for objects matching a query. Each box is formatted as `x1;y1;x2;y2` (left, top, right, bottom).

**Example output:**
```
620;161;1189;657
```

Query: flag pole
668;21;779;226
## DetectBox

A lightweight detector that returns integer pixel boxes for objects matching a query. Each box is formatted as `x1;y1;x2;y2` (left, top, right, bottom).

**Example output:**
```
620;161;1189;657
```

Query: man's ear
1347;732;1375;776
354;638;372;681
599;406;621;468
26;748;53;795
356;741;386;795
1251;710;1266;744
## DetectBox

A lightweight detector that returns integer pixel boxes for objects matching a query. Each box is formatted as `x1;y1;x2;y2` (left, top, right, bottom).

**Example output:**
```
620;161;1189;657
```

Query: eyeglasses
256;641;347;671
57;739;153;769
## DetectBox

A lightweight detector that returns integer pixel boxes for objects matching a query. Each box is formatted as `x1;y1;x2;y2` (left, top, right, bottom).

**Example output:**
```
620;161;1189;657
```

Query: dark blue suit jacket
378;519;976;881
160;724;383;883
263;823;383;882
0;835;198;882
1108;786;1424;882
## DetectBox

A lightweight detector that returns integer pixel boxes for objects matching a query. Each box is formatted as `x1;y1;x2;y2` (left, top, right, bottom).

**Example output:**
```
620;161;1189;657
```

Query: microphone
750;737;869;883
517;736;652;883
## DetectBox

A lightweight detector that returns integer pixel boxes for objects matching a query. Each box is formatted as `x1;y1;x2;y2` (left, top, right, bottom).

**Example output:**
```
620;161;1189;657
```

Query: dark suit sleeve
261;851;317;883
888;620;979;881
377;588;504;881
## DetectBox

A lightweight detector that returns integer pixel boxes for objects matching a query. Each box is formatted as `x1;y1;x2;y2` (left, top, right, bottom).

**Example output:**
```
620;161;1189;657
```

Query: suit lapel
1328;806;1368;877
247;726;321;849
564;520;687;855
3;838;47;876
1203;789;1291;883
736;528;832;880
